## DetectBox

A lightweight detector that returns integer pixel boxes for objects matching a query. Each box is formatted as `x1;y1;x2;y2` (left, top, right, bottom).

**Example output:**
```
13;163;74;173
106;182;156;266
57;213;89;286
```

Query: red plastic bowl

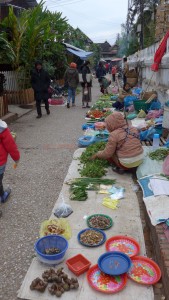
66;254;91;276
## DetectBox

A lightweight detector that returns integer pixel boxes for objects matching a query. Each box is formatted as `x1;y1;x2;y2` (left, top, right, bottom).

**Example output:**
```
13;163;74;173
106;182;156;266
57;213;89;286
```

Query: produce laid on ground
91;100;112;111
87;214;113;230
67;178;116;201
78;228;106;247
98;94;112;101
27;90;163;299
40;219;72;240
79;142;110;177
30;268;79;297
86;109;112;120
149;148;169;161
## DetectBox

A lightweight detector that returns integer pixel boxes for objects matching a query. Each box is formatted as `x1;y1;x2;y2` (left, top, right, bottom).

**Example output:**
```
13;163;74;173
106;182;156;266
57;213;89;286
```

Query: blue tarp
66;47;93;60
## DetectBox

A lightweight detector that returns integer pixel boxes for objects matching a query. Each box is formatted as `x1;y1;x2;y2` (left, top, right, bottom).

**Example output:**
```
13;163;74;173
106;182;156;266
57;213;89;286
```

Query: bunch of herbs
79;142;109;178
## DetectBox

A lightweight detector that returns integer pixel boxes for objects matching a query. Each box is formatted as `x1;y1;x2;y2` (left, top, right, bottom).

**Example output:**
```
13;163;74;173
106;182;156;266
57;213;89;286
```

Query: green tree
0;0;69;86
0;33;16;63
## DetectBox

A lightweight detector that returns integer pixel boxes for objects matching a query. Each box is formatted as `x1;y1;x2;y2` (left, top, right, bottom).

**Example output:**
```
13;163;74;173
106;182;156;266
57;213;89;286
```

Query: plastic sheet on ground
143;195;169;226
136;147;163;179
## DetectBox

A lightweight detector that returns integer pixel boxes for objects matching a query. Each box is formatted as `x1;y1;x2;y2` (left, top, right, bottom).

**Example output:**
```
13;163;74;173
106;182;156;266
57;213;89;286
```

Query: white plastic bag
54;193;73;218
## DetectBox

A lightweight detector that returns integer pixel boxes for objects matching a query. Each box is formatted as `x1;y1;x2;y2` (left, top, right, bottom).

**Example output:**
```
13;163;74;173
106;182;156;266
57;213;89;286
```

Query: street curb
137;188;168;300
150;222;169;300
19;101;36;109
1;112;18;124
2;105;34;124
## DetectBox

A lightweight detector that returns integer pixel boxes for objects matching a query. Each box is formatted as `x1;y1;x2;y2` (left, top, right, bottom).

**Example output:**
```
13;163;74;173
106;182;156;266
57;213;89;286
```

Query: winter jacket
111;66;117;75
96;112;143;159
31;68;50;101
0;120;20;167
64;67;79;88
96;66;106;79
81;66;92;88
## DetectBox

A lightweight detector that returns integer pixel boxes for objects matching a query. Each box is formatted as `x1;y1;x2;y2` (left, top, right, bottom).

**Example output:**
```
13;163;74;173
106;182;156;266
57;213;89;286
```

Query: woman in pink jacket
0;120;20;216
91;112;144;174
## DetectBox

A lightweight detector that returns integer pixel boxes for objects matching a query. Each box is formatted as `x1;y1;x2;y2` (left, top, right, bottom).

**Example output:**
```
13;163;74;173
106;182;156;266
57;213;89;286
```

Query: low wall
128;39;169;104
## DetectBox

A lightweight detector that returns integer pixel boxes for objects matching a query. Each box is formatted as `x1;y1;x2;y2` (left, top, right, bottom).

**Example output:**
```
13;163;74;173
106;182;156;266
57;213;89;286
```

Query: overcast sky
37;0;128;45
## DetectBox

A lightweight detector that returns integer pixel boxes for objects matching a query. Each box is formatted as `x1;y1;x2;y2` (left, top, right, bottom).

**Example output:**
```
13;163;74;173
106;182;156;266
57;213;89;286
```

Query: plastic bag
84;129;96;136
102;197;119;209
54;202;73;218
126;113;137;120
108;186;125;200
149;100;161;110
124;95;138;107
39;218;72;239
54;193;73;218
140;126;156;141
82;123;95;130
132;87;143;96
137;109;147;118
84;87;88;95
163;155;169;175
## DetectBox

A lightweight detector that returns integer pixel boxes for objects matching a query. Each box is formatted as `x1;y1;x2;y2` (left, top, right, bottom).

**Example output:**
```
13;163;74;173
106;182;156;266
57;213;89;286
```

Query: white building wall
128;39;169;104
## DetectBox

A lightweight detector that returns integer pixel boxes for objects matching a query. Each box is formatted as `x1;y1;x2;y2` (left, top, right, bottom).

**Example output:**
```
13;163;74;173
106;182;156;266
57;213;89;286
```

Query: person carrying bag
80;61;92;108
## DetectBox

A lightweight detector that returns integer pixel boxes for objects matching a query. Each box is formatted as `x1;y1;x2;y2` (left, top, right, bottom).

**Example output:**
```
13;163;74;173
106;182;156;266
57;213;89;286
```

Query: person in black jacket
81;60;92;108
31;61;50;118
96;62;106;80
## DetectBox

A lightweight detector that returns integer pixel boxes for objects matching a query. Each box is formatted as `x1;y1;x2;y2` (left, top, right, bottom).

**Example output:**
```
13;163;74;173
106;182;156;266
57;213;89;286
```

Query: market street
0;78;158;300
0;79;102;300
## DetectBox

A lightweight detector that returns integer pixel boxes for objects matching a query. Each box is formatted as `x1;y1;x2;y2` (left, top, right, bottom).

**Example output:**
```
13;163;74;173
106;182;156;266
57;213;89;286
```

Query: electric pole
140;0;144;49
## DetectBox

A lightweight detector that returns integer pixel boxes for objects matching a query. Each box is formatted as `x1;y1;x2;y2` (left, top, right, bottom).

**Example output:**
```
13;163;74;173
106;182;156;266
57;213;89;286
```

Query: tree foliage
117;0;159;56
0;33;16;63
0;0;69;86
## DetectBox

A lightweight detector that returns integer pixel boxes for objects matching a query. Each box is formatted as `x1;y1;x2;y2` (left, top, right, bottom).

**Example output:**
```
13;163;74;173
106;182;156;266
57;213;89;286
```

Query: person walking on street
111;65;117;83
81;60;92;108
123;57;129;86
0;119;20;217
64;62;79;108
31;61;50;118
96;61;106;80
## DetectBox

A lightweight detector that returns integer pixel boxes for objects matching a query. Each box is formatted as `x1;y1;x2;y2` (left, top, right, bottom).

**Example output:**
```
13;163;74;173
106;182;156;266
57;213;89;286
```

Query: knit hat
35;60;42;67
70;62;77;68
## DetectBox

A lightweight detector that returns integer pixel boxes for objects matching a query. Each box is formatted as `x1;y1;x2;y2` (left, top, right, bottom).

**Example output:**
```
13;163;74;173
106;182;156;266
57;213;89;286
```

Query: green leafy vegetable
67;178;116;201
149;149;169;161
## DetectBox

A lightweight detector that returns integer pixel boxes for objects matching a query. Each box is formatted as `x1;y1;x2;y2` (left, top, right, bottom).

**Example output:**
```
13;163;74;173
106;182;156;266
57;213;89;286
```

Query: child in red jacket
0;120;20;217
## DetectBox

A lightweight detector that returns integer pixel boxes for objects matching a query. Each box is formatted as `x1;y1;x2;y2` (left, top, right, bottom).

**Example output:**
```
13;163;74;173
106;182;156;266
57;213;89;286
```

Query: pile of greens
91;101;112;111
79;142;109;178
68;178;116;201
149;148;169;161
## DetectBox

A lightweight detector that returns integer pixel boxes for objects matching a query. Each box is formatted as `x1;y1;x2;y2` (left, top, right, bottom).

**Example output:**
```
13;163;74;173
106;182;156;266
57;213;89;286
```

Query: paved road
0;79;101;300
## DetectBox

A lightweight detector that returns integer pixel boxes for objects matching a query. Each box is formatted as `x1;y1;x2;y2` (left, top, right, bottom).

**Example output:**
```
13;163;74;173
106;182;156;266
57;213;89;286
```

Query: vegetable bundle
79;142;109;178
149;148;169;161
68;178;116;201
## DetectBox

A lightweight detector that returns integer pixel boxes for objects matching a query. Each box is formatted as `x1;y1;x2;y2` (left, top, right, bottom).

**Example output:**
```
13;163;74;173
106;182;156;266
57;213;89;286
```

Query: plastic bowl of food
34;235;68;265
77;228;106;247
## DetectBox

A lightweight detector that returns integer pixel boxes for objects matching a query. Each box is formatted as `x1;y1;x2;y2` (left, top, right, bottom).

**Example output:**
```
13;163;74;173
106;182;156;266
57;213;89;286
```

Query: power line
46;0;86;8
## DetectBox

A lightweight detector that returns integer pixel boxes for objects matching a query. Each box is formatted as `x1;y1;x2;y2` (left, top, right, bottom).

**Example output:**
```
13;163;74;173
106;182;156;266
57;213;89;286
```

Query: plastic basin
66;254;91;276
